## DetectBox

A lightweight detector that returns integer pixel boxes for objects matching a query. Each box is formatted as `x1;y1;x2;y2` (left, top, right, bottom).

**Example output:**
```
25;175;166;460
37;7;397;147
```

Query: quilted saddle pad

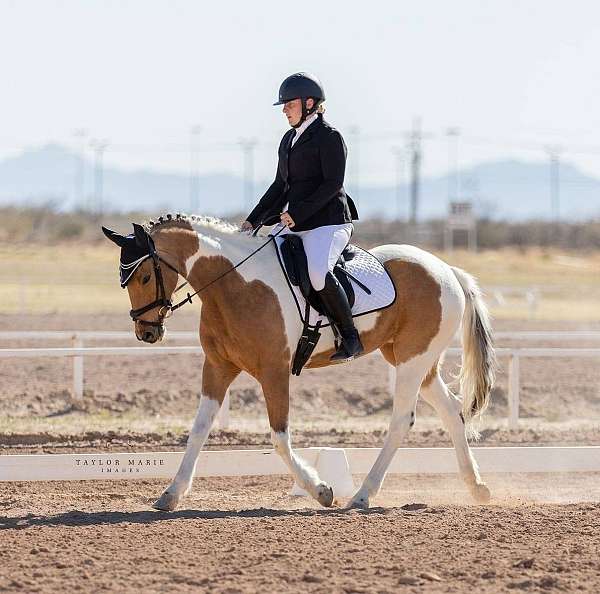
273;236;397;328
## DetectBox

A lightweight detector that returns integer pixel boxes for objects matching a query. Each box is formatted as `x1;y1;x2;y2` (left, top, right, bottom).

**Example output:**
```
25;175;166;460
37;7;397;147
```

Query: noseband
129;251;181;328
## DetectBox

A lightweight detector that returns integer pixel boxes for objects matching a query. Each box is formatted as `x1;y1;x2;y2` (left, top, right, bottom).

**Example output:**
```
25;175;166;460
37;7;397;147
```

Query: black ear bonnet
102;224;156;287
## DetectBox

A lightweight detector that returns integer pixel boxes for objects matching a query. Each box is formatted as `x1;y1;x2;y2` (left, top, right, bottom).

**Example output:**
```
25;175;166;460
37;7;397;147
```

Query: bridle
128;247;182;328
129;217;286;329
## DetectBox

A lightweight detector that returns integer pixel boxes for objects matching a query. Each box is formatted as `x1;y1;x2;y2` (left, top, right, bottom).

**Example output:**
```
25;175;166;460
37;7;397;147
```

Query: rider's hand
240;220;254;232
280;212;295;228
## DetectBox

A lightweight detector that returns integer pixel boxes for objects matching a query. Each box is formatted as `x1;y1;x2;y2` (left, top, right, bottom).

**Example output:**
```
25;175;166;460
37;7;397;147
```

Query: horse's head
102;223;180;343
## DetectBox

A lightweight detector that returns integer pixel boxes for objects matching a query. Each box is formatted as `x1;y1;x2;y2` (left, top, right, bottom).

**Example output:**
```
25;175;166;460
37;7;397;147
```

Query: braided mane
145;213;243;236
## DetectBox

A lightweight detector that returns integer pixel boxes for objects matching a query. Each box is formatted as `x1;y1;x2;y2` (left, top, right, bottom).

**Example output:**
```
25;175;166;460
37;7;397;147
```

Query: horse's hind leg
420;371;490;503
153;355;240;512
260;371;334;507
349;356;426;509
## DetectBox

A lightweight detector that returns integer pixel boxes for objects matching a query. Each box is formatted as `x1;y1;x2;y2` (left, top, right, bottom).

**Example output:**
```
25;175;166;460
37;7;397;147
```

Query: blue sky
2;0;600;186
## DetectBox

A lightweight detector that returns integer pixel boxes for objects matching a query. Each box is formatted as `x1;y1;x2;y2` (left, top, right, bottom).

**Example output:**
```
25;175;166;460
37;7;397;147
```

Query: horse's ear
102;226;127;248
132;223;149;249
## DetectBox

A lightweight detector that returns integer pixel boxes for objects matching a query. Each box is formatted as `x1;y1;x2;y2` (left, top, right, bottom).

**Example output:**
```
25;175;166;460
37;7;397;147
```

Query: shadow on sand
1;503;425;530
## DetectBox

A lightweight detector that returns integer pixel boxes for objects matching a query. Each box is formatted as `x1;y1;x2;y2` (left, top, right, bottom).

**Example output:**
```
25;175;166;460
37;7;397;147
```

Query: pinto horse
102;213;495;511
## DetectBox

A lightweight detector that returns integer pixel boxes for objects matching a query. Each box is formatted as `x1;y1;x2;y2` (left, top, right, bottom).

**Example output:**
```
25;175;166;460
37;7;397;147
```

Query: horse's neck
179;227;275;299
153;226;199;274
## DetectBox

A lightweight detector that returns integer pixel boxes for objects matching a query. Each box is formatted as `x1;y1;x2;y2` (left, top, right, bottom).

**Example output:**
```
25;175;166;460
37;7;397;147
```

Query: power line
239;138;257;211
545;145;563;221
72;129;87;209
89;139;108;216
391;146;405;221
407;118;422;224
189;125;201;214
446;127;460;202
348;125;360;206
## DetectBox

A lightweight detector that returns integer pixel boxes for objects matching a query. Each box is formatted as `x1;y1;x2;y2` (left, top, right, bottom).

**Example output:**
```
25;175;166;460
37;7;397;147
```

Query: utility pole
545;145;562;222
407;118;422;224
391;146;404;221
446;127;460;202
89;139;108;216
189;125;201;214
239;139;257;211
73;129;87;210
348;125;360;206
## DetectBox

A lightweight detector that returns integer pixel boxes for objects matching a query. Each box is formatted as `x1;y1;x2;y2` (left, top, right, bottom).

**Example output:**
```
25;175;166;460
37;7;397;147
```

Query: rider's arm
285;129;346;227
246;171;285;227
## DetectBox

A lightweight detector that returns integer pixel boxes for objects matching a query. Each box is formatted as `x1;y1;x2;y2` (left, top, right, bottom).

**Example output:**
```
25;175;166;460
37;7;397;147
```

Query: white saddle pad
273;236;397;328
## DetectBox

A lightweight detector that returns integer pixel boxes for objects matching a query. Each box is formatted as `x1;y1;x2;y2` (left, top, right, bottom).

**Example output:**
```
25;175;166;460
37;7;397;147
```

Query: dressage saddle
279;234;357;315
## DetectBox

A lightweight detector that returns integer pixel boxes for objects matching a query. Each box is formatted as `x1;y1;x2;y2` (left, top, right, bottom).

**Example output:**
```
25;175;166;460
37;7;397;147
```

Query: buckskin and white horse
102;213;495;511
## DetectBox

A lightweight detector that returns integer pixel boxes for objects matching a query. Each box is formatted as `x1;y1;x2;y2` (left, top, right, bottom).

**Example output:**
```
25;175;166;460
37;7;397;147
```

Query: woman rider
241;72;363;361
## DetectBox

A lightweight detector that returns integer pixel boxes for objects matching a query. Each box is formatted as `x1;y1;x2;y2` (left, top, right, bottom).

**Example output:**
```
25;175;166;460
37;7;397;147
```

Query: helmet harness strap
292;97;319;129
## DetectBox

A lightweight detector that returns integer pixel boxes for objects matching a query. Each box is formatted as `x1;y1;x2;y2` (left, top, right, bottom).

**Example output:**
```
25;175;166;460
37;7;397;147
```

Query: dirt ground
1;474;600;594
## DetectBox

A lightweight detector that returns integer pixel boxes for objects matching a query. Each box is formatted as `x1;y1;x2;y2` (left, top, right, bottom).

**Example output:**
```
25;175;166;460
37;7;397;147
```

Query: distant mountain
0;144;247;216
1;144;599;220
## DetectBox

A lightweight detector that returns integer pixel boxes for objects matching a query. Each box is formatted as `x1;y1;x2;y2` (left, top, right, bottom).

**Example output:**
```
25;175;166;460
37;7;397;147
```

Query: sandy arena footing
1;473;599;593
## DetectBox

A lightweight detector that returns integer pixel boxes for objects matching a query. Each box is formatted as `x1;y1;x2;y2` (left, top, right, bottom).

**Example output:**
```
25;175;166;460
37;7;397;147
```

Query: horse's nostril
143;331;154;342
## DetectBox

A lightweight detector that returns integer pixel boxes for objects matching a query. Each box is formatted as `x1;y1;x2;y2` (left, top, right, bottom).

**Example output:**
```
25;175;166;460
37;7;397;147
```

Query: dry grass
443;247;600;287
0;411;193;436
441;247;600;321
0;243;128;313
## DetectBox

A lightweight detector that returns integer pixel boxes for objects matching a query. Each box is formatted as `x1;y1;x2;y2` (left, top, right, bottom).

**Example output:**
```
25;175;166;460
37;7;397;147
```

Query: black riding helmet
274;72;325;128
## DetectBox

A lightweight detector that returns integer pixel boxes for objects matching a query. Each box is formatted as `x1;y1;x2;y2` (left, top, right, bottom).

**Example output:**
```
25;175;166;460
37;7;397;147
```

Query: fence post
72;334;84;403
507;351;520;429
218;390;230;429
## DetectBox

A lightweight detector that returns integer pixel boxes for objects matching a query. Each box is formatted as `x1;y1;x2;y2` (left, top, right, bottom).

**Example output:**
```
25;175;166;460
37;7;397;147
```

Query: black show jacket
246;114;359;232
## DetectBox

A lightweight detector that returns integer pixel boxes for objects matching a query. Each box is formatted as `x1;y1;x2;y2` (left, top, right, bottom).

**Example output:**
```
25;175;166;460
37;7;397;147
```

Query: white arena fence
1;447;599;489
2;331;600;430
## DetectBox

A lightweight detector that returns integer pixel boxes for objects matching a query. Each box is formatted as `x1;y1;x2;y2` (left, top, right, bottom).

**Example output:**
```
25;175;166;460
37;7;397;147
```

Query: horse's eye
142;274;151;285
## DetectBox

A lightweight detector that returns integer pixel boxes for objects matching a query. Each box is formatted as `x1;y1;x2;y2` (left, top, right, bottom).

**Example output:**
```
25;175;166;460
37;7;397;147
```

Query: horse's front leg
261;371;334;507
153;355;240;511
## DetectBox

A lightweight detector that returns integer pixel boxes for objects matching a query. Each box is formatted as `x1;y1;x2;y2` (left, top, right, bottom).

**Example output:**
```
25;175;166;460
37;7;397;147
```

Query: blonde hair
317;102;325;114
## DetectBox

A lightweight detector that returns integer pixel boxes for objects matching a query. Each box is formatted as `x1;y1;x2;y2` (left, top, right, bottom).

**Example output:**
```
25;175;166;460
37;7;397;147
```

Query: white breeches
273;222;353;291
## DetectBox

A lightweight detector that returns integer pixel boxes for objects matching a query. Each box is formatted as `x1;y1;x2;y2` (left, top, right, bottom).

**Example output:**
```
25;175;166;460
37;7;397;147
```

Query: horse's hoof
348;493;370;510
316;483;334;507
471;483;491;504
152;490;180;512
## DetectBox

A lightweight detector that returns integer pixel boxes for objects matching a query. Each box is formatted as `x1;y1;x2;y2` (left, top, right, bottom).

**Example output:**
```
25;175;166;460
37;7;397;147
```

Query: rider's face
283;98;314;126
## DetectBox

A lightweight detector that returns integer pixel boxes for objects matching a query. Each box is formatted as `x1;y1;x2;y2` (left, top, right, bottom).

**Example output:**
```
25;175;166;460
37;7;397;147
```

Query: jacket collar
293;112;318;138
289;113;323;151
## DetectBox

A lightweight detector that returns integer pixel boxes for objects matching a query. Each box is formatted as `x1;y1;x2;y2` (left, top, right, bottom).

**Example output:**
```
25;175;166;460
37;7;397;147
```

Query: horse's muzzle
135;322;165;344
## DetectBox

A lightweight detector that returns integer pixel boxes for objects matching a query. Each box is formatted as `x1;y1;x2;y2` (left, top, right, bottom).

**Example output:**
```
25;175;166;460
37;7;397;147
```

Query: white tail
452;266;496;437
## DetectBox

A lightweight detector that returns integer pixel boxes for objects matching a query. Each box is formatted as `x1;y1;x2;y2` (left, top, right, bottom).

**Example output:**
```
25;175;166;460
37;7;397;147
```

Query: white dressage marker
290;447;356;497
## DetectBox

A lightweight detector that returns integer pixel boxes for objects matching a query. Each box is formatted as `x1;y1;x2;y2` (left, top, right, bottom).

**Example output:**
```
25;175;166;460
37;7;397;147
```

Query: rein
133;221;287;325
169;223;287;312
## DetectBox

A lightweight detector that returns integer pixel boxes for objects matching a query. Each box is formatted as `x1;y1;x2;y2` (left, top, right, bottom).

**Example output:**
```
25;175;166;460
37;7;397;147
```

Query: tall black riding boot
317;272;364;361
